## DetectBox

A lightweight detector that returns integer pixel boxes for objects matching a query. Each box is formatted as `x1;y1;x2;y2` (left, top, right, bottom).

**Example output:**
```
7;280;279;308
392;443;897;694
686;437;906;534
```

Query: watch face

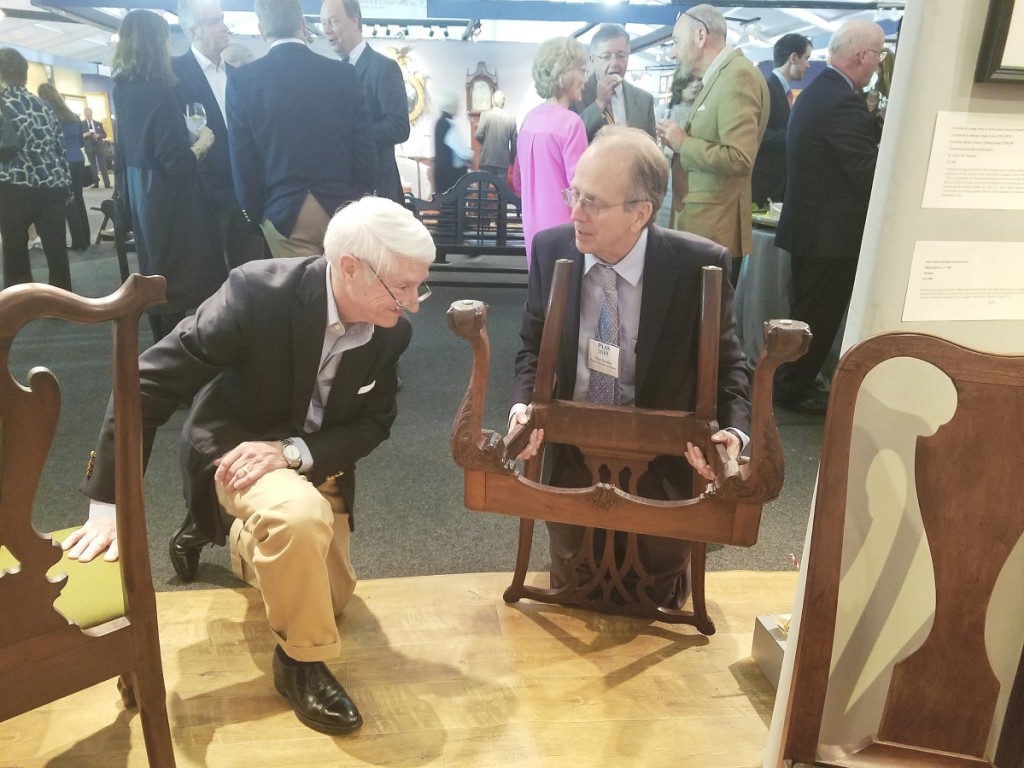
282;442;301;465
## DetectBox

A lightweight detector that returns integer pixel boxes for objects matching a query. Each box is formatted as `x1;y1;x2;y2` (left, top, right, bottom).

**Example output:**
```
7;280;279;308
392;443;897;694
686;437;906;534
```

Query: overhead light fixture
428;27;435;37
443;28;449;38
371;25;377;36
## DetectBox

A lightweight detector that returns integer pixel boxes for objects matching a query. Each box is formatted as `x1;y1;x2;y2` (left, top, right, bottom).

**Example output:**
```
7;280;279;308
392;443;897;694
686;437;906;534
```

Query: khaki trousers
216;470;356;662
260;193;331;259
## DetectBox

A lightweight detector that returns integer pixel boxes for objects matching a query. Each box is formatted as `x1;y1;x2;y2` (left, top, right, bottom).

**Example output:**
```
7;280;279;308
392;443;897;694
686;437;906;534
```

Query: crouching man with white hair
64;196;436;735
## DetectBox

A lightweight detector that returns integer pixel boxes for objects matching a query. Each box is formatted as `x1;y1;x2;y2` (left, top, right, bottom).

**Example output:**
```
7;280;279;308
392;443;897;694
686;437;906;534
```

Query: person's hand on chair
63;514;119;563
684;429;740;482
509;402;545;461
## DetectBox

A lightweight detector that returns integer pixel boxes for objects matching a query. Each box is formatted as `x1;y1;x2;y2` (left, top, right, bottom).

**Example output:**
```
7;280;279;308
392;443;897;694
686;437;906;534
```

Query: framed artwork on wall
976;0;1024;82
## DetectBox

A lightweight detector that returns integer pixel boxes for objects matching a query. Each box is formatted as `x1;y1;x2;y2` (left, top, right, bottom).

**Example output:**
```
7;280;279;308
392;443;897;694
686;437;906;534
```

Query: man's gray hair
591;125;668;226
323;197;436;281
829;19;880;59
589;23;630;53
254;0;303;40
681;4;727;39
177;0;216;35
532;36;588;100
340;0;361;25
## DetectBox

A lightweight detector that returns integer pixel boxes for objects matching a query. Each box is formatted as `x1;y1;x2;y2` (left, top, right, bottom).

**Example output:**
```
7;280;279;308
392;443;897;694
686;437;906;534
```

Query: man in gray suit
321;0;411;203
475;90;517;177
573;24;656;143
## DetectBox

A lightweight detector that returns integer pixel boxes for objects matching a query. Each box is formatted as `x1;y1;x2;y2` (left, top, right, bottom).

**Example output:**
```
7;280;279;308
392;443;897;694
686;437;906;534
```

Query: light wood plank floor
0;571;797;767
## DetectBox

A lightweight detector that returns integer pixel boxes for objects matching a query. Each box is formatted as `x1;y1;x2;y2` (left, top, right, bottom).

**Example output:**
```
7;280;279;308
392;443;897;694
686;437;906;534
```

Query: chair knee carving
448;259;810;632
777;332;1024;768
0;275;175;767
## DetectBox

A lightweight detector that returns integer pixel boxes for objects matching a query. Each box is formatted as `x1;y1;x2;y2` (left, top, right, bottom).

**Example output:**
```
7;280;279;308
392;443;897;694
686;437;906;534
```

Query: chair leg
131;667;176;768
118;673;137;708
688;542;716;635
95;214;110;246
503;518;536;603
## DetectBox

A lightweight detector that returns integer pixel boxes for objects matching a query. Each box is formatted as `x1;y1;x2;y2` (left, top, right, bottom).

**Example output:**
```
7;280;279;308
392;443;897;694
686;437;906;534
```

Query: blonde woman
516;36;589;268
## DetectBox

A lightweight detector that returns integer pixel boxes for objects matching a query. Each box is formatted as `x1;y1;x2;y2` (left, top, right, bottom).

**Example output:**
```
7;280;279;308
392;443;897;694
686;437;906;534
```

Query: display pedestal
752;614;789;690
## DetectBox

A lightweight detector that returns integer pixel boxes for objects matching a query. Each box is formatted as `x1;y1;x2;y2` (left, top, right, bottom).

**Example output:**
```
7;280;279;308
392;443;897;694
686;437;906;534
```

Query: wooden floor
0;571;796;767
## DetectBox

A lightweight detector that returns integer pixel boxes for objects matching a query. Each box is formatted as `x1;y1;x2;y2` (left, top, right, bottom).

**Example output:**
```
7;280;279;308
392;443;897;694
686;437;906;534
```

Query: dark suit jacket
751;70;789;208
775;67;878;261
511;224;751;492
83;257;410;544
82;117;106;152
226;42;376;236
172;49;237;209
572;75;656;143
352;45;410;203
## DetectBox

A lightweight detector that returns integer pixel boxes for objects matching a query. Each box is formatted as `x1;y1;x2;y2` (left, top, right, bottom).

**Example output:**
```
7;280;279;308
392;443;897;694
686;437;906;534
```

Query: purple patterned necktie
587;264;621;405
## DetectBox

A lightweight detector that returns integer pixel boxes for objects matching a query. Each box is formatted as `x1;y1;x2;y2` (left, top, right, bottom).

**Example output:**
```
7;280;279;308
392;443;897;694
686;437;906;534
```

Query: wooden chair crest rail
0;275;174;767
778;332;1024;768
447;258;810;632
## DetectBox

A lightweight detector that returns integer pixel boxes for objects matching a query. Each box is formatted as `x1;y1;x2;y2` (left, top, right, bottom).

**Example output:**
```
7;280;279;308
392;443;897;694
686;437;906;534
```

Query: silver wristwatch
280;438;302;470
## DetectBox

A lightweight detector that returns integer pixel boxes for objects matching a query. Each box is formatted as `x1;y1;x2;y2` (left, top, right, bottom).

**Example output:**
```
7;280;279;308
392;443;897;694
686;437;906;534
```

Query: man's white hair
323;196;435;281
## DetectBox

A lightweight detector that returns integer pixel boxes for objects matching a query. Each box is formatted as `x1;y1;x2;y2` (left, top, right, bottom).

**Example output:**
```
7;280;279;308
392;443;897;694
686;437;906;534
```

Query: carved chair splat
779;333;1024;768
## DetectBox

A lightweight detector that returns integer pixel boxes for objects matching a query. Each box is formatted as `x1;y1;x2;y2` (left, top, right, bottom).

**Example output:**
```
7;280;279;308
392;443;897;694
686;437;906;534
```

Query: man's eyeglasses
864;48;889;62
595;52;629;63
562;188;644;216
678;10;710;36
362;260;431;309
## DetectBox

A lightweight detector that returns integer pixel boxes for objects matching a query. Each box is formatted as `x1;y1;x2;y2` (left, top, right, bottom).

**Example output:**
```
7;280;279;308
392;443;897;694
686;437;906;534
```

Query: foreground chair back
448;259;809;633
0;275;174;767
778;332;1024;767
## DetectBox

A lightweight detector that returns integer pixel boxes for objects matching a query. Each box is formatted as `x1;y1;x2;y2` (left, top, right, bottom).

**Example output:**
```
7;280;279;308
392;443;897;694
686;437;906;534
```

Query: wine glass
185;103;207;135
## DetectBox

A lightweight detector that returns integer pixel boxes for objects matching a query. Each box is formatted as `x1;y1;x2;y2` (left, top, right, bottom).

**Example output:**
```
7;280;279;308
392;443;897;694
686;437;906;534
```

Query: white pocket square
357;380;376;394
697;104;707;112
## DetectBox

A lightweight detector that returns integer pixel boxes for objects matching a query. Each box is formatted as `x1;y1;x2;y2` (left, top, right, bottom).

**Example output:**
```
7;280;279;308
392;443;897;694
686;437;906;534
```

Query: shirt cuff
724;427;750;454
508;403;528;431
89;500;117;519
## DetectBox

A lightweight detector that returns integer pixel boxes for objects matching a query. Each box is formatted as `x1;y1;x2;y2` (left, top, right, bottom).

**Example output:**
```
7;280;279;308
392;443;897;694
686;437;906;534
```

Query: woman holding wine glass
111;9;227;343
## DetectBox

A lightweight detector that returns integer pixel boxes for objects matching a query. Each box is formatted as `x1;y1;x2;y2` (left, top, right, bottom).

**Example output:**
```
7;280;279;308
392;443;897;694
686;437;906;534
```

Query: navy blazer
512;223;751;491
751;70;790;208
172;49;237;209
226;42;376;235
352;45;410;203
83;256;410;544
775;67;878;261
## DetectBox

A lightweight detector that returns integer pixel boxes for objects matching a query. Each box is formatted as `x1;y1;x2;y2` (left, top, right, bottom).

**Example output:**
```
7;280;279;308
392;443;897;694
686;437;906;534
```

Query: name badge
588;338;620;378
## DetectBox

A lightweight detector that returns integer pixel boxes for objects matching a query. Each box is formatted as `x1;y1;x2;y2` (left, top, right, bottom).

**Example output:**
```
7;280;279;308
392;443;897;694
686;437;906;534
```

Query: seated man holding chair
511;126;751;608
63;196;435;735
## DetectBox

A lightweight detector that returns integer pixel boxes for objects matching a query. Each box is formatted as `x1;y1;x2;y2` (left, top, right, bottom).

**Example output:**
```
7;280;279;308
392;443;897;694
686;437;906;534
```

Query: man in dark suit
751;33;811;209
572;24;656;143
81;107;110;188
64;197;435;735
774;20;883;413
226;0;375;258
510;126;750;607
320;0;410;203
174;0;265;269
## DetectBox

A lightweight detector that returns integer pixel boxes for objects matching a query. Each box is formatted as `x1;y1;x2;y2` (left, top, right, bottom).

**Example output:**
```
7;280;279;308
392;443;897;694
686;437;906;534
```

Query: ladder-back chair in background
448;259;810;633
777;333;1024;768
0;275;175;767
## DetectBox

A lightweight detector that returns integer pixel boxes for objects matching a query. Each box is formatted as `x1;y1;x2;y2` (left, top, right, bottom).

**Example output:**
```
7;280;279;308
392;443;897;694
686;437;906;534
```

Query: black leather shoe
272;646;362;735
168;511;210;583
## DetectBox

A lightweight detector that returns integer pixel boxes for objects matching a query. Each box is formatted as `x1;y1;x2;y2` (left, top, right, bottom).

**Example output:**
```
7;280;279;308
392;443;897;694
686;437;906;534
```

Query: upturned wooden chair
448;259;810;633
0;275;175;767
777;333;1024;767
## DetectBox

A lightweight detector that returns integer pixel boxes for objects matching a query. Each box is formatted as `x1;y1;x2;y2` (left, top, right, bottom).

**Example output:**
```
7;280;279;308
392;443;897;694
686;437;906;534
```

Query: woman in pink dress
516;37;589;269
